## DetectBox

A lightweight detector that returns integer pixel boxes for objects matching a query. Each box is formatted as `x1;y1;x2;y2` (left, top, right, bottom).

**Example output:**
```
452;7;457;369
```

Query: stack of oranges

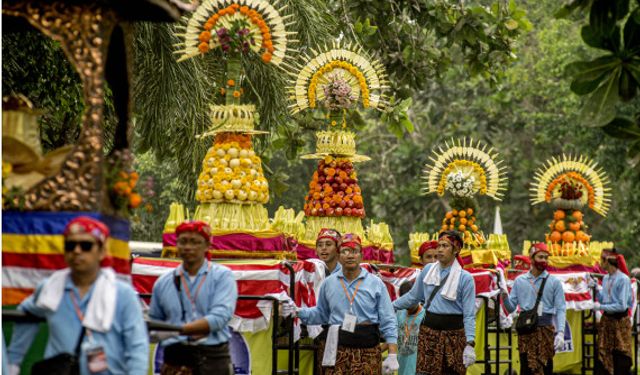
440;208;484;244
546;209;590;246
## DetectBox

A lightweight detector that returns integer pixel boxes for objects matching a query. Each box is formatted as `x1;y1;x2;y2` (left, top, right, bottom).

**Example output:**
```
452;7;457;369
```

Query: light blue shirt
397;307;425;375
327;262;342;276
149;260;238;346
298;267;398;344
597;270;632;313
393;263;476;341
8;274;149;375
503;270;567;333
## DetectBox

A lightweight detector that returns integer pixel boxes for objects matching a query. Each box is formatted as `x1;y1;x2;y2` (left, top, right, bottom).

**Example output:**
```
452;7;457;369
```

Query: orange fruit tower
530;154;611;256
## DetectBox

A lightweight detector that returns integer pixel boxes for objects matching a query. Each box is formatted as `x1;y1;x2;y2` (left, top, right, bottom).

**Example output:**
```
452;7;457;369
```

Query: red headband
439;233;463;250
176;221;212;243
317;228;340;245
63;216;110;243
340;233;362;251
529;242;549;258
419;241;438;256
603;251;629;276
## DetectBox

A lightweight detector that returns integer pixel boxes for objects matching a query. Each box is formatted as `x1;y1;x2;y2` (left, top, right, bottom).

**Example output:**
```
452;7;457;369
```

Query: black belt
318;324;381;348
604;311;628;319
422;312;464;330
163;342;230;366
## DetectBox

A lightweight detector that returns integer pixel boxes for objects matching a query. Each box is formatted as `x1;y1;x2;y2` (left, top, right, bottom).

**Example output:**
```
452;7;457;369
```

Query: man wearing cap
149;221;238;375
8;216;149;375
502;243;566;375
418;241;438;266
594;248;633;375
316;228;342;276
284;233;399;374
393;230;476;375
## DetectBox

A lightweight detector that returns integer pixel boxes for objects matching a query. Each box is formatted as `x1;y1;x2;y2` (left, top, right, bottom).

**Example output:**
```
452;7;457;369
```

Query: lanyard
180;262;211;314
403;306;422;344
69;291;93;339
339;278;363;312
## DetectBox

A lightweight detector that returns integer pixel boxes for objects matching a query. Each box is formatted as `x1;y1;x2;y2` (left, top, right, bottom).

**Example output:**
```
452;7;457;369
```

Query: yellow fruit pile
440;208;485;245
195;134;269;204
545;209;590;245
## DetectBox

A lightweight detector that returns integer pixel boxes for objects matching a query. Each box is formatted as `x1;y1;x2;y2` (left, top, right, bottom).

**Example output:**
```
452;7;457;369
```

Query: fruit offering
303;156;365;218
195;133;269;204
546;209;590;245
440;207;485;245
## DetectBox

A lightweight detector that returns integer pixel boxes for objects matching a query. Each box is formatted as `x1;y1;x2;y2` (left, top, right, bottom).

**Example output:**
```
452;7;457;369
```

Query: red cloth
602;250;629;276
340;233;362;250
176;221;212;242
514;255;532;270
317;228;340;245
529;242;549;258
63;216;109;243
438;231;463;250
419;241;438;256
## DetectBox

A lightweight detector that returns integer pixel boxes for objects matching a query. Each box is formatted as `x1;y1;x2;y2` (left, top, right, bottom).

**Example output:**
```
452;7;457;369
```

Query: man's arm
8;286;46;366
393;267;426;310
377;279;398;346
298;281;330;325
461;273;477;342
120;286;150;374
600;276;631;312
502;278;519;313
553;279;567;334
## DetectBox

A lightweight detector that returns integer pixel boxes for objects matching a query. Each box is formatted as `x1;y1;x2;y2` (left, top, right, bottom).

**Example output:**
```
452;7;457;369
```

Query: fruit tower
286;41;394;263
530;154;611;257
161;0;297;258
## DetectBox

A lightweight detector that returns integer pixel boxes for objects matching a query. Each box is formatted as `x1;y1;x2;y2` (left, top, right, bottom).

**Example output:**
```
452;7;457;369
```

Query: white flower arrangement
445;171;476;198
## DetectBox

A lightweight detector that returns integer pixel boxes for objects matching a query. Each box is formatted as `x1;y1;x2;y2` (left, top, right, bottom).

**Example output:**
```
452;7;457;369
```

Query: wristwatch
466;341;475;347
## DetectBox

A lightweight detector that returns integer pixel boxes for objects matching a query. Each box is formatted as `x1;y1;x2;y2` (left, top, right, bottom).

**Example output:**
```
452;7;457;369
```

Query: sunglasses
64;240;97;253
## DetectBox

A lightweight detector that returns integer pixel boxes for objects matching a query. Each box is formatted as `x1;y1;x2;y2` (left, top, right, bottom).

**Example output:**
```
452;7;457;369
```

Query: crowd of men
4;216;636;375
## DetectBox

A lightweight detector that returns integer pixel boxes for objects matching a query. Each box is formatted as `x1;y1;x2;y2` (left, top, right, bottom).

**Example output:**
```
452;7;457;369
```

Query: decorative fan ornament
422;138;508;201
287;41;389;116
530;154;611;217
175;0;296;65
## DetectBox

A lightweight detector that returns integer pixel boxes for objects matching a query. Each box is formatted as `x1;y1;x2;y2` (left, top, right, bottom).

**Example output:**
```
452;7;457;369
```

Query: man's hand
593;302;601;310
463;345;476;368
281;299;299;318
554;334;565;352
382;353;399;374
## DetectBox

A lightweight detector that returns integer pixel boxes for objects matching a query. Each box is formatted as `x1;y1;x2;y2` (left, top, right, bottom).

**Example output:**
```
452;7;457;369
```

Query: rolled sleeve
377;281;398;344
204;269;238;333
461;273;476;342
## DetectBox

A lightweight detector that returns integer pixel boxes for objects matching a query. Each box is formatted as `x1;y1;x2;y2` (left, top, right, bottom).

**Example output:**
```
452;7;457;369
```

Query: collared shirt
503;270;567;333
8;274;149;374
149;260;238;346
598;270;632;313
325;262;342;277
298;267;398;344
393;263;476;341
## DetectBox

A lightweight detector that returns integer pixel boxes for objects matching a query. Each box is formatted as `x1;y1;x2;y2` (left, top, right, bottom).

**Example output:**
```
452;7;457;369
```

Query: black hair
399;281;414;296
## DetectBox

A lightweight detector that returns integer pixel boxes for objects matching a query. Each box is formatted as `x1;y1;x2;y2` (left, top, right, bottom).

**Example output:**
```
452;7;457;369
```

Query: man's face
339;245;362;271
64;233;105;274
177;232;208;264
316;239;338;263
436;239;457;265
532;252;549;270
421;250;437;265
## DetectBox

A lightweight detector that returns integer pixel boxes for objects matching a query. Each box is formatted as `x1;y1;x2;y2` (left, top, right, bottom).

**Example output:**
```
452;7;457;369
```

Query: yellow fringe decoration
303;216;365;242
194;202;270;231
271;206;306;238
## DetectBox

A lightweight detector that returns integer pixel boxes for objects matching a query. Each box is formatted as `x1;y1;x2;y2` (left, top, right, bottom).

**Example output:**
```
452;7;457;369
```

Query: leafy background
3;0;639;265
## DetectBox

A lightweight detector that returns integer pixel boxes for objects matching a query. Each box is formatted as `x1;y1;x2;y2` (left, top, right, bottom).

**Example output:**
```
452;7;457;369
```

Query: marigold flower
227;79;235;87
233;90;241;98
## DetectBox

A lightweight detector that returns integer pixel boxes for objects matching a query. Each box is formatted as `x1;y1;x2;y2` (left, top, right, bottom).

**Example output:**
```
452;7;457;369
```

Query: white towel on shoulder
423;261;462;301
36;268;118;332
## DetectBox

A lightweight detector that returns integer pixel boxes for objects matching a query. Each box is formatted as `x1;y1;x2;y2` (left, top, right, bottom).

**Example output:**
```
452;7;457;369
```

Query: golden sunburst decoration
174;0;297;65
286;41;389;115
421;138;508;200
530;154;611;217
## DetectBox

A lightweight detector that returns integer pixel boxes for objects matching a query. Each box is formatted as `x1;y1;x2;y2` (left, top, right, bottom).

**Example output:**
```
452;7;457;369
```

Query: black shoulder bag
515;277;548;335
31;326;86;375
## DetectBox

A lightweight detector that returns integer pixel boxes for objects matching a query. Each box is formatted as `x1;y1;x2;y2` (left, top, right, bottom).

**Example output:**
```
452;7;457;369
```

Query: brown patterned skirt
597;314;632;374
518;325;555;375
322;345;382;375
416;325;467;375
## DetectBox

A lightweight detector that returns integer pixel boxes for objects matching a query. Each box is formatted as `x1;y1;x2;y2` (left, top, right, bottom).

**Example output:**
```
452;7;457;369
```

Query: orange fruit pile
440;208;484;244
546;209;590;245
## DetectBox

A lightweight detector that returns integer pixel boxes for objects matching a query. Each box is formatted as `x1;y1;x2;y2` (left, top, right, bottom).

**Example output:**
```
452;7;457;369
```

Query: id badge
342;313;357;333
83;342;108;373
537;301;544;316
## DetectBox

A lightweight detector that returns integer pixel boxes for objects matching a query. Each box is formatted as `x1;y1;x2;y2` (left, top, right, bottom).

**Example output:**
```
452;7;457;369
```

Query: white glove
554;334;564;352
8;364;21;375
280;299;299;317
593;302;601;310
382;353;399;374
587;277;597;289
463;345;476;368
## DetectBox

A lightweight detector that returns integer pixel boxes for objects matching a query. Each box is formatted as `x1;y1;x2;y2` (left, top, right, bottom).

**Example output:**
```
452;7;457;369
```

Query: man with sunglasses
149;221;238;375
284;233;399;374
8;216;149;374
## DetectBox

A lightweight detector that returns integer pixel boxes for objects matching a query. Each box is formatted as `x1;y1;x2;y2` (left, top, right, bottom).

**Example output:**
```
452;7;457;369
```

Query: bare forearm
181;318;210;336
387;343;398;354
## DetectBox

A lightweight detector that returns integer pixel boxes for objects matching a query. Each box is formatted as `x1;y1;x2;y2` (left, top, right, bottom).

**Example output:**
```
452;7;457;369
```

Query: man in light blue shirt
394;230;476;375
7;216;149;375
149;221;238;375
316;228;342;277
502;243;566;375
285;233;399;374
594;248;633;375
